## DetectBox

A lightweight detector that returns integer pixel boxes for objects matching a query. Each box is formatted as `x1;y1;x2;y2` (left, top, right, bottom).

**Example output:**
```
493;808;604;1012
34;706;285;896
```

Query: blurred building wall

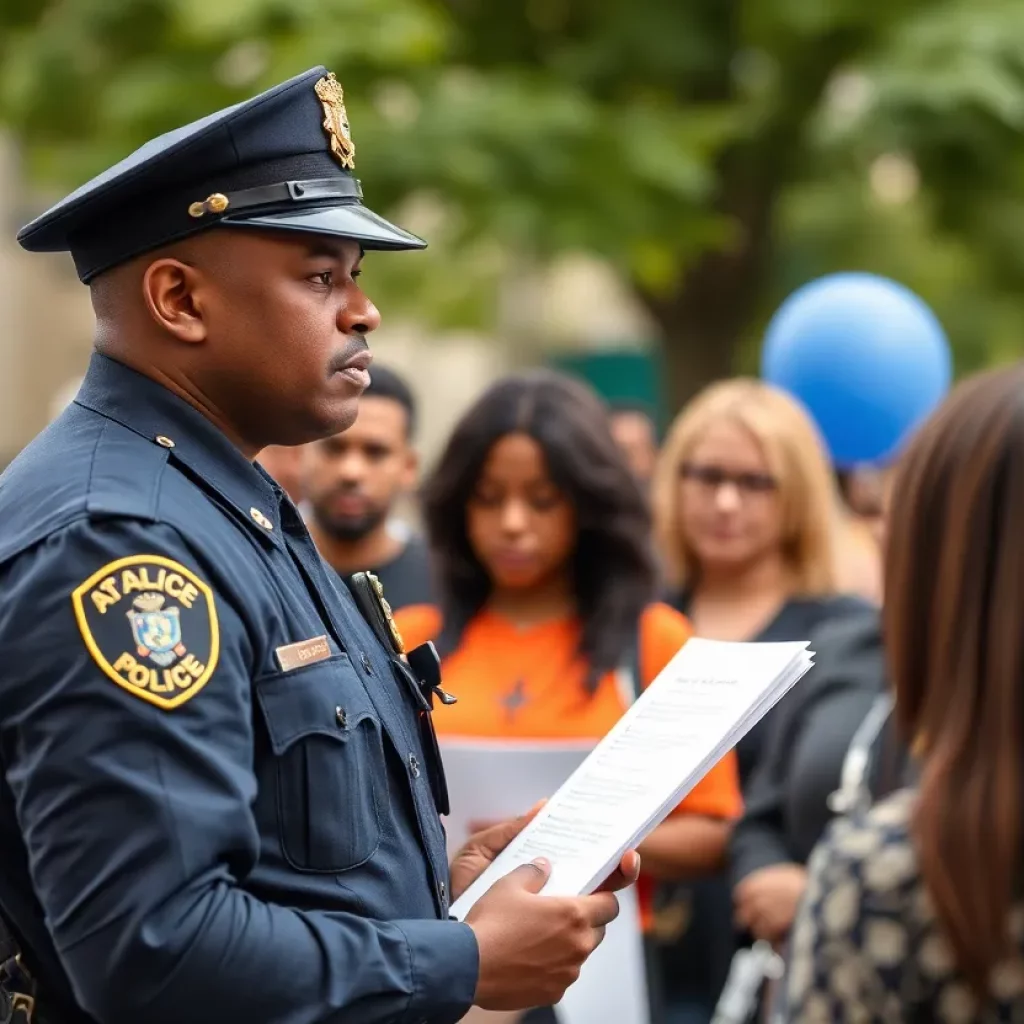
0;135;95;468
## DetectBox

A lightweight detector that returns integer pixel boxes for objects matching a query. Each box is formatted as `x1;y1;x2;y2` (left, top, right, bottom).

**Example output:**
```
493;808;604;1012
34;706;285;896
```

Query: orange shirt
395;601;743;927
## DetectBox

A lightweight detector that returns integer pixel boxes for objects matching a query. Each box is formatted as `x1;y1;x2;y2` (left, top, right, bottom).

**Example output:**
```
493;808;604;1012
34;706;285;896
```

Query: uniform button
250;507;274;530
335;706;347;728
360;652;374;675
438;880;447;904
155;435;175;448
408;753;421;778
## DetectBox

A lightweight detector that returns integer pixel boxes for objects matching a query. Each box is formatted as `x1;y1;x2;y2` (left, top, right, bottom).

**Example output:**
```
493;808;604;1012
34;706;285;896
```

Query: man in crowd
608;400;659;494
304;363;434;609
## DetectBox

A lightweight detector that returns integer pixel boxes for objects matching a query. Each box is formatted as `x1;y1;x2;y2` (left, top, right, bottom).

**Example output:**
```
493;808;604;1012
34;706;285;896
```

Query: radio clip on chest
346;572;456;709
347;572;454;816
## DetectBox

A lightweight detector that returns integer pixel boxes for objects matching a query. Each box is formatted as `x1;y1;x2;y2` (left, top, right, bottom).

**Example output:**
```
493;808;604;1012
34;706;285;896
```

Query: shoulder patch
71;555;220;710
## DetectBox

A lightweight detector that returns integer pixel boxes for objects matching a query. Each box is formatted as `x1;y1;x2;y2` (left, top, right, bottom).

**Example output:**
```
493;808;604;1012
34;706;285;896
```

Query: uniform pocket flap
255;656;377;755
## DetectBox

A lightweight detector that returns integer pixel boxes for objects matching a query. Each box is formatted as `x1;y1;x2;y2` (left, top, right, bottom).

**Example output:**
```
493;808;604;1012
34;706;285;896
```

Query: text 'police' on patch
71;554;220;710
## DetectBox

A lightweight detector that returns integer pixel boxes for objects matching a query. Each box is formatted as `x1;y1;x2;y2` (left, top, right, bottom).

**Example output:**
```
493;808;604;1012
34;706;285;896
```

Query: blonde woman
654;377;868;784
649;378;869;1023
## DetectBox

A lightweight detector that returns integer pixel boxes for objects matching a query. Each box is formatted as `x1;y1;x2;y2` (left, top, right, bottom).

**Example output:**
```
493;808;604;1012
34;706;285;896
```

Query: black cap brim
222;202;426;251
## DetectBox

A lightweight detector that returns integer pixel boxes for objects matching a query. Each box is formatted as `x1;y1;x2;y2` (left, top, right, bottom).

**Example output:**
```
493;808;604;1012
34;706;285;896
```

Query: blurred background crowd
4;2;1024;1022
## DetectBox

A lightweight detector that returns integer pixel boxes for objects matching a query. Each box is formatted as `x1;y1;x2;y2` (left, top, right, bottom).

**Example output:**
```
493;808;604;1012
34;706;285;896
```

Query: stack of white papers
450;638;814;917
442;742;650;1024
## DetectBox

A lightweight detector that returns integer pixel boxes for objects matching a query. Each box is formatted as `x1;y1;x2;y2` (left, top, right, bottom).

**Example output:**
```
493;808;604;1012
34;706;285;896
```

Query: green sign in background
547;348;665;434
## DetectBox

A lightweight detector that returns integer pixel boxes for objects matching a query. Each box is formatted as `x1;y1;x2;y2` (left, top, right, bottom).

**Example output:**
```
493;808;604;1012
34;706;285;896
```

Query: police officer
0;66;637;1024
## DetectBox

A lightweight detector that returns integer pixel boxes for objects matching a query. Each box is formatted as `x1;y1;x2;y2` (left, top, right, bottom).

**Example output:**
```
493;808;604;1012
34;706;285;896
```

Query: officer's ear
141;257;209;344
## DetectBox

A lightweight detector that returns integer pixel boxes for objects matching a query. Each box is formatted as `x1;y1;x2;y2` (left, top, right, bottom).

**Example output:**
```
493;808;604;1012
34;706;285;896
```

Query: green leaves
3;0;1024;397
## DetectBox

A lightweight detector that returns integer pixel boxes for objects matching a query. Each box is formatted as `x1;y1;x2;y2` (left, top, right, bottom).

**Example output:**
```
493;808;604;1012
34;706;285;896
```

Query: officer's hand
465;858;623;1011
449;803;545;901
451;801;641;903
593;849;642;894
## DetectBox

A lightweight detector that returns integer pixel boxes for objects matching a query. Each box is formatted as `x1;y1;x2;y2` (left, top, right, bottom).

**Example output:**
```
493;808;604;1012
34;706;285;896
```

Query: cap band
189;176;364;220
67;151;364;281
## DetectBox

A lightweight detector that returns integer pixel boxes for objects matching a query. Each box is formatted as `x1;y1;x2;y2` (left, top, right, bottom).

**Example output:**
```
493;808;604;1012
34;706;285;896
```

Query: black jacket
729;609;913;886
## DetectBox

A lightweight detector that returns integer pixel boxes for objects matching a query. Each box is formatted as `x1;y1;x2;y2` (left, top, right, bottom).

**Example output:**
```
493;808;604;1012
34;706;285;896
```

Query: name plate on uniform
275;635;331;672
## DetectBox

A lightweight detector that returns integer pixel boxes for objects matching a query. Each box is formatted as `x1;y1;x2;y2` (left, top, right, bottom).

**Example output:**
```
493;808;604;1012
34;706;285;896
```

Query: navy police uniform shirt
0;353;479;1024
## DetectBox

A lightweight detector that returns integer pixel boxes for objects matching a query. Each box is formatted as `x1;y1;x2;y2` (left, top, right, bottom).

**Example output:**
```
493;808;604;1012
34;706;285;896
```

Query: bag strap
826;692;895;817
711;940;784;1024
710;694;895;1024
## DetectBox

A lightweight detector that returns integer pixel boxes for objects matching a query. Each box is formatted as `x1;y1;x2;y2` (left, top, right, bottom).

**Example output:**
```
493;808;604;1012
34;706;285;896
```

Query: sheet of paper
453;886;648;1024
441;739;650;1024
440;740;594;859
451;638;813;916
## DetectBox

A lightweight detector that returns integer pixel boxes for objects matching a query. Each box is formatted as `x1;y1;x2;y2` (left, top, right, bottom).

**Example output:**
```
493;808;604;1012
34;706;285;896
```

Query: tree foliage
2;0;1023;405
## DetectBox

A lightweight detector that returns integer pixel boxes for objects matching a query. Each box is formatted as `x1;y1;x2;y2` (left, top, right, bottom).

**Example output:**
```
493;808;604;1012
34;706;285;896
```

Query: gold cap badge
315;73;356;170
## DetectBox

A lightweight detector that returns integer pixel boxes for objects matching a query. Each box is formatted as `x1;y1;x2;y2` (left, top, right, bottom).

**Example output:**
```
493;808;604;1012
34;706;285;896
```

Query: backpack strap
826;692;895;817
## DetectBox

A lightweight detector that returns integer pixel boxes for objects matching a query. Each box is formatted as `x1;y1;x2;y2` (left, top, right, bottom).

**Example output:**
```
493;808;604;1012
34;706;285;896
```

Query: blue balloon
760;272;952;468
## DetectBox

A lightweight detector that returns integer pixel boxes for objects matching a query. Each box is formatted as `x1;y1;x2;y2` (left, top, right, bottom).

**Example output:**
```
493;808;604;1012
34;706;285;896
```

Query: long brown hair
886;363;1024;993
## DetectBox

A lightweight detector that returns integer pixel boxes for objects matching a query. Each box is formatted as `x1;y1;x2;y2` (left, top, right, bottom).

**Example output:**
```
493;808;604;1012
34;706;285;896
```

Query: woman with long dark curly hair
396;370;742;1022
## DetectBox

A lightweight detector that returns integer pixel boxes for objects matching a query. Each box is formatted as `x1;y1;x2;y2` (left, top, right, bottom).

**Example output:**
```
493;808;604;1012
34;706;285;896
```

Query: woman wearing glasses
649;378;869;1023
653;378;868;786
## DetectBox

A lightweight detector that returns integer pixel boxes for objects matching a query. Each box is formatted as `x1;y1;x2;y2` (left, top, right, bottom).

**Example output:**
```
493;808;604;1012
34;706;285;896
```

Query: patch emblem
71;555;219;710
314;72;356;170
